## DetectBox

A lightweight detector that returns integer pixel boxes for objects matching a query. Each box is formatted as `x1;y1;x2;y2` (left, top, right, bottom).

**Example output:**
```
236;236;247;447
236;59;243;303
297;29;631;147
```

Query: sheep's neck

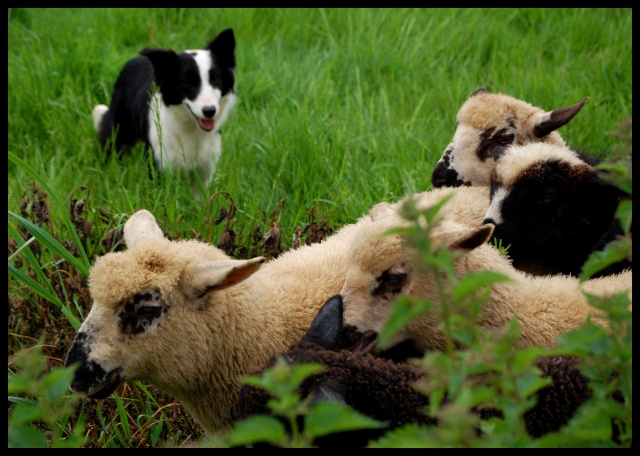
464;246;609;348
177;220;366;434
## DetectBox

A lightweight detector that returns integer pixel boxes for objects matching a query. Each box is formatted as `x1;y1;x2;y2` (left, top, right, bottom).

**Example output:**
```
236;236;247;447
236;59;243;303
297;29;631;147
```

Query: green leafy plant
8;343;85;448
218;357;386;448
579;118;632;282
8;9;632;447
222;134;632;446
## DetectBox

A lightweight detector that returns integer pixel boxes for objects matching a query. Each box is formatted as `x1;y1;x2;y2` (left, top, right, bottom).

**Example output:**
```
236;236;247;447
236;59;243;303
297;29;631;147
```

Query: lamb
483;142;631;277
63;207;383;435
337;192;632;352
235;295;599;447
430;87;590;188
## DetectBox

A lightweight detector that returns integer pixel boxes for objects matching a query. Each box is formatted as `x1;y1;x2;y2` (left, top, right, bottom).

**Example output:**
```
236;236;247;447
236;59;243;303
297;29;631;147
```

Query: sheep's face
341;213;494;351
430;88;588;188
64;210;264;400
483;142;623;275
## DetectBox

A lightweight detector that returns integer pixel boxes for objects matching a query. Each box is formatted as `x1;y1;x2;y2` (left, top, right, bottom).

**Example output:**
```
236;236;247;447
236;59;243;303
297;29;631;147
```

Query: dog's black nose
202;106;217;118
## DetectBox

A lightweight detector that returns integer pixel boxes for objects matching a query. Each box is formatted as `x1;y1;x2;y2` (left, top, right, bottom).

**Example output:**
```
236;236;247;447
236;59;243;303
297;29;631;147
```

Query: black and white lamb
235;295;599;447
430;87;591;188
483;142;631;277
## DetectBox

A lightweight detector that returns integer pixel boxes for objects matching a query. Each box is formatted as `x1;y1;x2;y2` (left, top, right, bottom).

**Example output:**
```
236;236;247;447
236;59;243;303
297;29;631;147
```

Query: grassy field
8;8;632;448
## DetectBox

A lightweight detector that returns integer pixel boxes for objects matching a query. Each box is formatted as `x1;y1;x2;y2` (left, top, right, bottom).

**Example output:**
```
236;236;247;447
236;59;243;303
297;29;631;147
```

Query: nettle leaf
304;401;386;439
616;199;632;232
583;290;632;324
242;357;324;396
225;415;287;447
449;325;475;347
8;424;49;448
511;346;548;371
378;296;431;348
556;322;613;357
8;402;44;427
579;238;630;281
41;367;77;404
369;423;435;448
514;371;551;398
452;271;512;301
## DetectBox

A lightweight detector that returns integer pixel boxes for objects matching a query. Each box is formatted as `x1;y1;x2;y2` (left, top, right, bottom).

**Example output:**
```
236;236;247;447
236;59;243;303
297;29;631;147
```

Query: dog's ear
140;48;179;84
140;48;182;104
207;28;235;69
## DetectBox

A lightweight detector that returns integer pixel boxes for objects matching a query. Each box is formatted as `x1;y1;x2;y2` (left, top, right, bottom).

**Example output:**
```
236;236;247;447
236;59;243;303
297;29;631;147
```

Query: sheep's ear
470;87;487;97
434;223;495;251
124;210;165;248
530;97;589;139
182;257;265;306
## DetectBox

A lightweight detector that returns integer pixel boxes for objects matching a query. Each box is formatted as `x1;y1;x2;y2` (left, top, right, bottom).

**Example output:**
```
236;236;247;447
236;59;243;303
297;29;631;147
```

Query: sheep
337;192;632;352
483;142;632;277
235;295;599;447
430;87;590;188
63;207;384;435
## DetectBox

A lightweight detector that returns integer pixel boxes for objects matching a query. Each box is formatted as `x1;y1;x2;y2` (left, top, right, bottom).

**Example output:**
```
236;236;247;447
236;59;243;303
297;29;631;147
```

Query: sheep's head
64;209;265;400
340;206;495;352
430;87;588;188
483;142;629;275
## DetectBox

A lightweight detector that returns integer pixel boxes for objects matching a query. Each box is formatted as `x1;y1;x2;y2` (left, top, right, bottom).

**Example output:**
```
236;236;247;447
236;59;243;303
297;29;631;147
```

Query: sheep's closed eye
118;290;167;336
373;269;407;296
497;135;513;146
137;305;162;319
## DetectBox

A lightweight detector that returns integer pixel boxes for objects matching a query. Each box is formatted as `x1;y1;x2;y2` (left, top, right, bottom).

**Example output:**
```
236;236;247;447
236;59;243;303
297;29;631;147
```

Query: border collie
92;28;236;193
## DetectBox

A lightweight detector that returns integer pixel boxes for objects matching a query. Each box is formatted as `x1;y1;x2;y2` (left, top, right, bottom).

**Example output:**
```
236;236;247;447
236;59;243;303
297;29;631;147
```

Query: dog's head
140;28;237;132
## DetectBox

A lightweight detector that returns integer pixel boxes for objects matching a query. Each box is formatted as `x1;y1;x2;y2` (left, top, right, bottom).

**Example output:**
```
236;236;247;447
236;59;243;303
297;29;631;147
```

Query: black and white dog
92;28;236;192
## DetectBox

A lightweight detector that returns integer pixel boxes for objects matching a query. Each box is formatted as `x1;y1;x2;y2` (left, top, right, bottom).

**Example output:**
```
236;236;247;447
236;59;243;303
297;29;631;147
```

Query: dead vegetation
8;188;338;447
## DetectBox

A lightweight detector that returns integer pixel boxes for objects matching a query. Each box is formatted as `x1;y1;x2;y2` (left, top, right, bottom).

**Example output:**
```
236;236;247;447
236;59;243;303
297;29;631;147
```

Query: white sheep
339;193;632;352
430;87;590;188
388;185;489;224
483;142;631;277
63;208;380;435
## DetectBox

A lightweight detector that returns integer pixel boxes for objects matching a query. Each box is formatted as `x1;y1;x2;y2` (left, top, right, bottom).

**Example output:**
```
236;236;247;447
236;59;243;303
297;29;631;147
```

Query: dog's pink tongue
198;118;215;131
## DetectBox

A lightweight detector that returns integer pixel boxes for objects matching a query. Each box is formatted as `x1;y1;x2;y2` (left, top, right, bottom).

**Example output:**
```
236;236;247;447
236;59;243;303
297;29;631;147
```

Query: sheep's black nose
303;295;344;349
483;218;496;225
431;162;458;188
202;106;217;118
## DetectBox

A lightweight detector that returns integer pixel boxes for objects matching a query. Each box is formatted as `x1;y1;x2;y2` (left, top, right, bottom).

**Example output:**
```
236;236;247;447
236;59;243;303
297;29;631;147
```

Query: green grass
8;8;632;237
8;8;632;448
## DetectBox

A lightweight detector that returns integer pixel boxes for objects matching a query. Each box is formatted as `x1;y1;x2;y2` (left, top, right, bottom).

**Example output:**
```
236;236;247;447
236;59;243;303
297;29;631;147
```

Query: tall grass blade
8;151;91;271
8;211;89;277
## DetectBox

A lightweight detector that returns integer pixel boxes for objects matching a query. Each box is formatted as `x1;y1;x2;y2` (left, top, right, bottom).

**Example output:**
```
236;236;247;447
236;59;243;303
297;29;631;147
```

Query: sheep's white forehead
88;238;227;311
457;92;540;127
484;187;509;225
494;142;587;186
